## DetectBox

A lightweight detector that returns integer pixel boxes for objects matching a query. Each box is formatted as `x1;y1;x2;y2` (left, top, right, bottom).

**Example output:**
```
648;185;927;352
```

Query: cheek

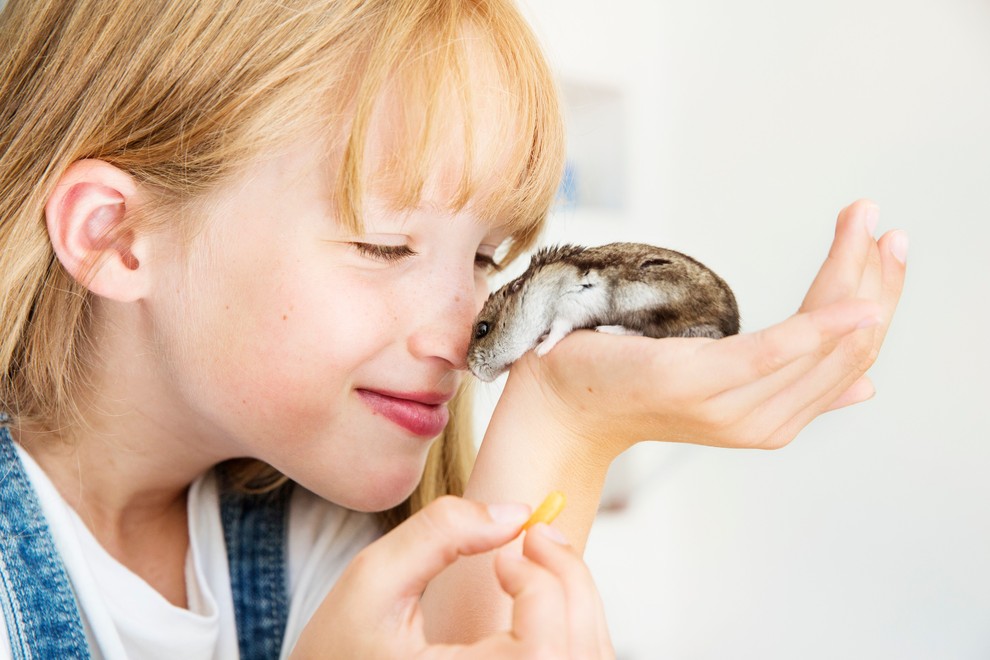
225;280;387;409
160;256;395;429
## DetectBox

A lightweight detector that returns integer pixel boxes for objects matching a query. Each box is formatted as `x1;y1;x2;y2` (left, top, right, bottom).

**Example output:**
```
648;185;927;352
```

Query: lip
356;389;452;437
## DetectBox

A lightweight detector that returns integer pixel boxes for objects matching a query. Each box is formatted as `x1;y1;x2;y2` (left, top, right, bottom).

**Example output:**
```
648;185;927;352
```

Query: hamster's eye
474;321;490;340
510;279;522;293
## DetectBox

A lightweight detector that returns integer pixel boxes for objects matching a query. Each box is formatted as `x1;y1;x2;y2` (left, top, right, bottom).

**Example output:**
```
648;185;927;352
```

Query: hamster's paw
534;334;563;357
535;319;574;357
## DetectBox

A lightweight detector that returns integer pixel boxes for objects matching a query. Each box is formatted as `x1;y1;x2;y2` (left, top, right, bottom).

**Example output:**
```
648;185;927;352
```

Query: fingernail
864;204;880;236
890;231;909;264
487;503;531;526
534;523;569;545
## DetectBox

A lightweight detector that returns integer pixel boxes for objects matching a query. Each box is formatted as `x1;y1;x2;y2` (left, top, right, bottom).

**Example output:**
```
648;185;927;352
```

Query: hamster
467;242;740;382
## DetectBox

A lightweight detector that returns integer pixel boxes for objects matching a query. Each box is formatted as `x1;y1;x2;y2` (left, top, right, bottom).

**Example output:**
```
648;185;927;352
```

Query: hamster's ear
45;159;150;302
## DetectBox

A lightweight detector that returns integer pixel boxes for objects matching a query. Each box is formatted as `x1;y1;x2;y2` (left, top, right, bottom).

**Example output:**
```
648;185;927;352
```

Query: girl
0;0;905;657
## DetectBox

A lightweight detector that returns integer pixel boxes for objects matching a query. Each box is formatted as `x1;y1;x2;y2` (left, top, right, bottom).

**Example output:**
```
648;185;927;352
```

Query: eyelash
351;243;502;272
475;253;502;273
352;243;415;262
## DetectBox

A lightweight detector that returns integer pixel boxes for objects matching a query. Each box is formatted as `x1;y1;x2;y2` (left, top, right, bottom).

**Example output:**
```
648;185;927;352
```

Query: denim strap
0;423;91;659
219;472;293;660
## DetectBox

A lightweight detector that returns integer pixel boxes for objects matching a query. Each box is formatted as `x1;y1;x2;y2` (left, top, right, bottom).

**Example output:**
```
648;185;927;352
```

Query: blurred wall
476;1;990;658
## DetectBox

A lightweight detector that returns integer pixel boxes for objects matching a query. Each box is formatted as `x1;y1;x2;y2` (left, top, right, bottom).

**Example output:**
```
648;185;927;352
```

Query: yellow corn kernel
522;491;566;530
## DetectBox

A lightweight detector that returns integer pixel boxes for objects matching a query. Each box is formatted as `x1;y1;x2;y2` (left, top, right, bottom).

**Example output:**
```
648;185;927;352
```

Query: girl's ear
45;159;151;302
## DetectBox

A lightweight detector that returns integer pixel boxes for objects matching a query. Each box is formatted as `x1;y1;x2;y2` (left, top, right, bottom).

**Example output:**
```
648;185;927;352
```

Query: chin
370;466;430;511
304;459;430;514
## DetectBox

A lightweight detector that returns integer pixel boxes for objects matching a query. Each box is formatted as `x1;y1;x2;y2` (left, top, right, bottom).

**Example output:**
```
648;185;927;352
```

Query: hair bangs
333;0;564;264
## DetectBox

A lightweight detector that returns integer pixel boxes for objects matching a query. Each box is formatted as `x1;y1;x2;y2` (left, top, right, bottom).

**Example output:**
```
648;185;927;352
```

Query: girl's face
149;126;509;511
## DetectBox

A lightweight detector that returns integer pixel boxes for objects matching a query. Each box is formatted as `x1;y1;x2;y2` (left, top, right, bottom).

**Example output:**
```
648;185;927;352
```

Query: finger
824;375;875;411
765;230;906;435
856;235;883;305
356;496;531;602
728;327;881;449
761;230;907;434
800;237;883;416
494;547;568;648
821;229;907;404
700;298;882;395
800;200;878;311
763;373;872;448
872;229;908;343
522;524;611;658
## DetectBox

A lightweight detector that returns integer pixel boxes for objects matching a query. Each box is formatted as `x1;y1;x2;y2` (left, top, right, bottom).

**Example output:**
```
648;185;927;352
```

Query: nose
406;263;481;370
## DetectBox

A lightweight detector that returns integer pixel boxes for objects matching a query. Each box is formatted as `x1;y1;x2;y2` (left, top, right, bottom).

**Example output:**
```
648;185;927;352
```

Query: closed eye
476;253;502;273
353;242;502;272
352;243;417;262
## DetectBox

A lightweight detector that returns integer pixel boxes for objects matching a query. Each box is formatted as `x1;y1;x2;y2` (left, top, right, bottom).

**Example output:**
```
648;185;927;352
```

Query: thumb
358;496;531;601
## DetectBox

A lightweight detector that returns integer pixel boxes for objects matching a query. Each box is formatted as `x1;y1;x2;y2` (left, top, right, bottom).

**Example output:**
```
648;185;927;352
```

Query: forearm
464;385;610;555
422;365;614;643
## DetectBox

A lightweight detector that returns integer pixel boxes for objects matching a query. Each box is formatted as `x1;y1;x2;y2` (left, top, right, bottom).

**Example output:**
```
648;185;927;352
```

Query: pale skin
25;122;614;655
425;198;907;642
22;91;905;657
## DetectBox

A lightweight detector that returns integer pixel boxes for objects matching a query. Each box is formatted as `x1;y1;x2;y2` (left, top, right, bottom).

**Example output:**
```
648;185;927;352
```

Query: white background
472;1;990;658
5;0;985;657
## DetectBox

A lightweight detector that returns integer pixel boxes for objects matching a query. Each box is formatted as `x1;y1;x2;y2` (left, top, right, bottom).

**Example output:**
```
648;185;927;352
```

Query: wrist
505;350;629;460
421;364;615;644
466;363;616;553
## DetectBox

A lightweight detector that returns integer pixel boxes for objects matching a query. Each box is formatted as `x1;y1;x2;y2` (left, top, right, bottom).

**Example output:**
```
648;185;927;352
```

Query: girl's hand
503;200;906;458
291;496;613;659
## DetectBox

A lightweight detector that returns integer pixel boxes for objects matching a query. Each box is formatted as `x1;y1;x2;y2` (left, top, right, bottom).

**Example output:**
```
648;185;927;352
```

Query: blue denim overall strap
0;421;91;659
219;471;293;660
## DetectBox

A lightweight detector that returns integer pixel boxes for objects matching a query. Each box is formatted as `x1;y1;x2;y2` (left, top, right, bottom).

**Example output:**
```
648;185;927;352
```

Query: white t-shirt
0;444;380;659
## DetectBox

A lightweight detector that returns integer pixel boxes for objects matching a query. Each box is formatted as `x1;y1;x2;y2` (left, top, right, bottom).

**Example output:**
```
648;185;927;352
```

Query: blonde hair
0;0;563;527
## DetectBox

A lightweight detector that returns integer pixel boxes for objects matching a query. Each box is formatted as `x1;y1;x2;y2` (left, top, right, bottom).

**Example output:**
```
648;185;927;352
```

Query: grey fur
467;242;740;382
